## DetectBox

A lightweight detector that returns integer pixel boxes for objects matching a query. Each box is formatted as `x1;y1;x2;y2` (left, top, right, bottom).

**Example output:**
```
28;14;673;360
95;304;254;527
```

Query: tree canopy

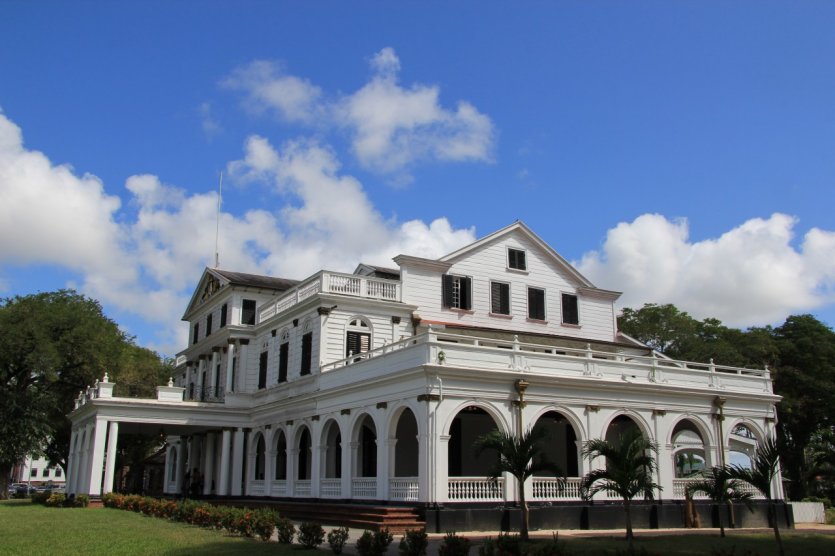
0;290;171;498
619;303;835;502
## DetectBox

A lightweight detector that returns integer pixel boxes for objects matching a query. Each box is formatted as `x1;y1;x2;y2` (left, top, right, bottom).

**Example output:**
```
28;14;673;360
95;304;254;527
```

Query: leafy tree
772;315;835;500
0;290;168;498
618;304;699;356
685;466;753;537
581;428;661;543
474;427;565;540
727;436;785;556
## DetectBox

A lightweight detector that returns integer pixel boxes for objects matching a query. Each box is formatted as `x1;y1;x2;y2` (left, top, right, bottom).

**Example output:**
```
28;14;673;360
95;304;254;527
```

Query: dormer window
508;248;527;271
442;274;472;311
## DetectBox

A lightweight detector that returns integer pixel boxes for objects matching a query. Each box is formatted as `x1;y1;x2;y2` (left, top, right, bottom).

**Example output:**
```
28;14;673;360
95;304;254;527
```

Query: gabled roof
353;263;401;280
439;220;611;292
213;269;300;291
181;268;299;320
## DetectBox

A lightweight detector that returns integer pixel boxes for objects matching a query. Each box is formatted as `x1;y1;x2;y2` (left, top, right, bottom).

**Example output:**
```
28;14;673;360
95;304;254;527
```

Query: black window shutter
562;294;579;325
206;314;212;336
278;342;289;383
518;250;526;270
460;277;472;310
442;274;454;307
258;351;268;389
301;332;312;375
491;282;510;314
220;303;227;327
528;288;545;320
193;324;199;344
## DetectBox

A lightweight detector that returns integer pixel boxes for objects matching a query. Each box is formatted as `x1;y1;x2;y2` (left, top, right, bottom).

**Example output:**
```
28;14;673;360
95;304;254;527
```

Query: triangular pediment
181;268;232;320
440;221;604;291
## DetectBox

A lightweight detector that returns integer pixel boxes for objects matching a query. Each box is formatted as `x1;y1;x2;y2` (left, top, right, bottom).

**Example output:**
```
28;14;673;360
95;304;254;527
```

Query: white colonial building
66;222;782;527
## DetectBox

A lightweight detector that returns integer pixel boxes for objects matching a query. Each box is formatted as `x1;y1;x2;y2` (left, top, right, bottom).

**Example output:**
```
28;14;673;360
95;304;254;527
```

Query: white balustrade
248;482;265;496
447;477;504;502
295;480;312;497
320;478;342;498
531;477;583;500
271;480;287;496
389;478;420;501
352;477;377;499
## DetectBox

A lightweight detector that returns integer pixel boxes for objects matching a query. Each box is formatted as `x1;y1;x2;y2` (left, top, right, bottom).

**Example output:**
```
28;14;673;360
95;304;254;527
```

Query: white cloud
223;48;496;180
577;213;835;327
198;101;222;138
222;60;323;124
0;111;476;355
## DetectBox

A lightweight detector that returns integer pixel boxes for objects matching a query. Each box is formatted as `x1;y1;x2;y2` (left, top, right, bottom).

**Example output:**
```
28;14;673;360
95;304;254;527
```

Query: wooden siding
401;231;617;342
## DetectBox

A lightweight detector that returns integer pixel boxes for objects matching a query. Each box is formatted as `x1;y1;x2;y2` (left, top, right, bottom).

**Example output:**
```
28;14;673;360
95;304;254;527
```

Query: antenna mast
214;171;223;268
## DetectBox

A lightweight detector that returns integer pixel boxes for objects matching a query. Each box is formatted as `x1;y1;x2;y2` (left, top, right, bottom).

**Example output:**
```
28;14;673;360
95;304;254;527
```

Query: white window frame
527;286;547;322
507;247;528;273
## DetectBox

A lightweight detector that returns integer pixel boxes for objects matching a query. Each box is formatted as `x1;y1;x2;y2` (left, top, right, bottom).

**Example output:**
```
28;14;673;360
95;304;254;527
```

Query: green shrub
328;526;351;554
30;491;51;505
74;494;90;508
276;516;296;543
356;529;394;556
399;529;428;556
440;531;471;556
298;522;325;548
252;508;279;542
45;493;66;507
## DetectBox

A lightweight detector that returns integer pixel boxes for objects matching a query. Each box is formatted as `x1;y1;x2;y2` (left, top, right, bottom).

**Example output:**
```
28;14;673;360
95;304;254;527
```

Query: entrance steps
216;500;425;533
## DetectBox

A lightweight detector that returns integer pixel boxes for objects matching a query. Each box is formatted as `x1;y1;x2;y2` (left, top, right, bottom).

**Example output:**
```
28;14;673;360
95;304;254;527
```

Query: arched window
346;317;371;361
275;432;287;481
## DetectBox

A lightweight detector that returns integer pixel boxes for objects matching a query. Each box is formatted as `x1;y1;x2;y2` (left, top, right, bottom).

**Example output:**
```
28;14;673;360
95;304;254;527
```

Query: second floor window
508;248;527;271
278;341;289;383
242;299;256;325
220;303;227;327
300;332;313;376
491;282;510;315
258;351;268;389
562;293;579;325
528;287;546;321
442;274;472;310
206;314;212;336
192;323;200;344
346;318;371;360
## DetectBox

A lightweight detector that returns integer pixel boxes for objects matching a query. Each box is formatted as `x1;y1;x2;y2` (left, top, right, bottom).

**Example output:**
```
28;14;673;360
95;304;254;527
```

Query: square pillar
230;428;245;496
225;342;236;393
66;428;78;495
86;418;108;496
218;429;232;495
102;421;119;495
203;433;216;496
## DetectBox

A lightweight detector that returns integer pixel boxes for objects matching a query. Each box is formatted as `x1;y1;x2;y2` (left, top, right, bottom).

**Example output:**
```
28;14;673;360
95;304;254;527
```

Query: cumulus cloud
0;111;476;355
222;60;324;123
577;213;835;327
222;47;495;180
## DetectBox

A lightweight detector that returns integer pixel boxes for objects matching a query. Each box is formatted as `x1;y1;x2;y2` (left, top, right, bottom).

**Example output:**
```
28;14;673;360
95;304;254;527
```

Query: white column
66;428;78;495
87;418;108;496
77;423;93;494
174;438;185;495
238;341;250;392
340;435;351;500
186;435;196;478
203;433;216;495
437;436;450;503
264;428;274;497
287;448;298;497
653;412;674;499
225;342;236;393
218;429;232;495
210;350;219;398
102;421;119;494
378;437;391;501
231;428;245;496
185;362;193;398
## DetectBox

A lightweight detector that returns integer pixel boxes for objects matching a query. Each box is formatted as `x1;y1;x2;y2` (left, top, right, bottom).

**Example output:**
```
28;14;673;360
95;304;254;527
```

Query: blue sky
1;1;834;356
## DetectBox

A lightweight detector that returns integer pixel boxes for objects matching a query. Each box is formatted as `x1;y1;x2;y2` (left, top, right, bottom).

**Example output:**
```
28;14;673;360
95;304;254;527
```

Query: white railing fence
352;477;377;499
448;477;505;502
389;478;420;501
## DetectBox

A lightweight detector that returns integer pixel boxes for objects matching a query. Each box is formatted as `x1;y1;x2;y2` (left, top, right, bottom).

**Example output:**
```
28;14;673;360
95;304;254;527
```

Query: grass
2;499;834;555
0;499;295;555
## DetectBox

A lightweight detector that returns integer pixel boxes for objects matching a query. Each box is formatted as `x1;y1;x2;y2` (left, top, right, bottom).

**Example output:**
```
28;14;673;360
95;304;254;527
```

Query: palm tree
474;427;565;541
685;466;753;537
726;435;785;556
581;428;661;542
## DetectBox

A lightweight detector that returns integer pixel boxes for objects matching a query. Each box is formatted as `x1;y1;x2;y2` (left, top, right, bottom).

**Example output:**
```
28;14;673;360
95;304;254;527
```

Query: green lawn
0;500;295;556
2;499;834;555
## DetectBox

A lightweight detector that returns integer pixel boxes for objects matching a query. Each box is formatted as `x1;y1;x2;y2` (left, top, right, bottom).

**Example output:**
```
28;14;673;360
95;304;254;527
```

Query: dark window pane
220;303;227;327
508;248;526;270
278;342;289;383
491;282;510;315
192;324;199;344
242;299;256;325
562;293;579;325
206;314;212;336
258;351;268;389
301;332;313;375
528;288;545;320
